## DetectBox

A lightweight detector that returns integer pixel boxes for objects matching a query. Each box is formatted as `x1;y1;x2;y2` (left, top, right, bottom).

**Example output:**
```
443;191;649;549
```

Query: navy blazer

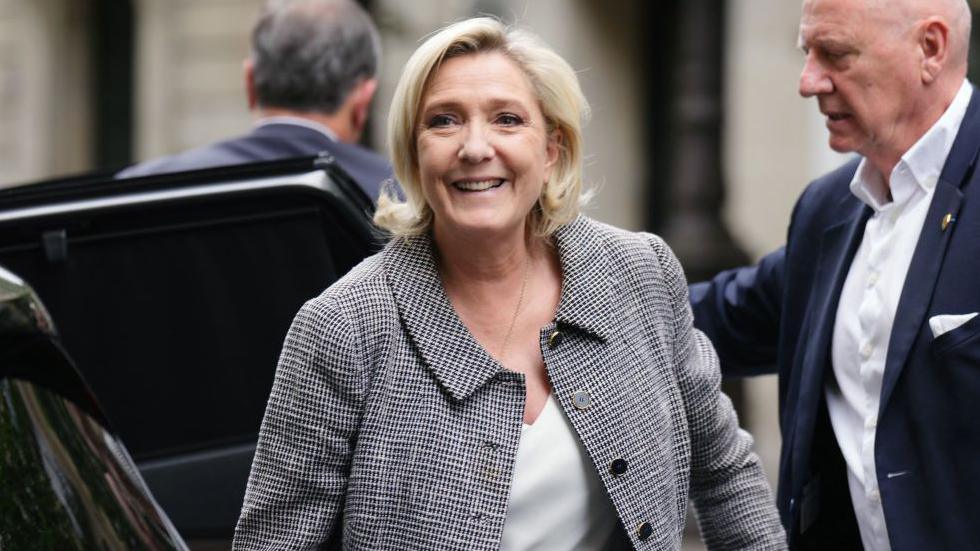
691;88;980;550
117;122;394;202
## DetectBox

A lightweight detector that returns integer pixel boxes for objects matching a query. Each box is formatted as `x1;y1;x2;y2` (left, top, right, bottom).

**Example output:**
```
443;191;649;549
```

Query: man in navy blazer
691;0;978;549
117;0;394;202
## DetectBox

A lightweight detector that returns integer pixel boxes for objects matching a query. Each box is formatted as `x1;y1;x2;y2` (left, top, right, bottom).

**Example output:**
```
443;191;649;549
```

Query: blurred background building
4;0;980;547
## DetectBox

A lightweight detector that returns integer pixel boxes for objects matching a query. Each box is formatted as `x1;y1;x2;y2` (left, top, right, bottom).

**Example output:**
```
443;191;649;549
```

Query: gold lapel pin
941;213;955;232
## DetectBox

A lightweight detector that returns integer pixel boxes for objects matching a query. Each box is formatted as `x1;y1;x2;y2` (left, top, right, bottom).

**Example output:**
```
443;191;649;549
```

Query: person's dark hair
251;0;380;113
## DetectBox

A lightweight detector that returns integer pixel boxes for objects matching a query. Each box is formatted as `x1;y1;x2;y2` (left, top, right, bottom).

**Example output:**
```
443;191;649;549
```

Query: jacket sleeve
233;295;365;550
688;246;786;377
649;235;787;550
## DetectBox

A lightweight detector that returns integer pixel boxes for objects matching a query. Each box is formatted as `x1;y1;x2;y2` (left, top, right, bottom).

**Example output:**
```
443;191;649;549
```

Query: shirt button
571;391;592;410
865;415;877;429
869;489;880;502
610;458;629;476
548;330;563;349
636;521;653;541
867;272;879;287
860;343;872;359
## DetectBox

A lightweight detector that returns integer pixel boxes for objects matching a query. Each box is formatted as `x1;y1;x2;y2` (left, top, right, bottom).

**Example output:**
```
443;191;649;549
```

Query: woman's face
416;52;559;243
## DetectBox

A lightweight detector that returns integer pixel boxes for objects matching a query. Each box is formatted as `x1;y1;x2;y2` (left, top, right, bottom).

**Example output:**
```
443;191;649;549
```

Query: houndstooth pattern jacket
233;215;786;550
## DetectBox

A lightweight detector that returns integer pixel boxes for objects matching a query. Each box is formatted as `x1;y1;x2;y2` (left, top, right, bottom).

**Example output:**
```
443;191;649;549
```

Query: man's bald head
799;0;972;177
938;0;970;71
891;0;970;72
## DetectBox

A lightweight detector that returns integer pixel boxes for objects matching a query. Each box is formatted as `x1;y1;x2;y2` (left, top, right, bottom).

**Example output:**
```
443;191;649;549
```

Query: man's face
798;0;924;163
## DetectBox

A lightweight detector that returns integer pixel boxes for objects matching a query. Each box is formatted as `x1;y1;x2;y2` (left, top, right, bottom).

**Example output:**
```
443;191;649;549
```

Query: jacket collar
253;116;340;142
384;215;615;401
551;215;616;340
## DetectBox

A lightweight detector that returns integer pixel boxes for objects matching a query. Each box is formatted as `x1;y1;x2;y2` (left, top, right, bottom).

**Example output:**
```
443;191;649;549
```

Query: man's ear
243;58;258;110
350;78;379;137
919;17;950;84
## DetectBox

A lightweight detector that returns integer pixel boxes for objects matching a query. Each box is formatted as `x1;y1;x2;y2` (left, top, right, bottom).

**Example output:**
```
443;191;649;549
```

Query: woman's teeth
454;179;504;191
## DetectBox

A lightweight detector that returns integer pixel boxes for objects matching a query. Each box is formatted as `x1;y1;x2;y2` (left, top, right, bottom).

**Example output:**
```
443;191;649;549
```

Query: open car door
0;155;381;540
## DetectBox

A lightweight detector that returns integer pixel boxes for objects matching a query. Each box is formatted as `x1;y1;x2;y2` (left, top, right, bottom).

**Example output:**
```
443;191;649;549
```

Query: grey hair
251;0;381;113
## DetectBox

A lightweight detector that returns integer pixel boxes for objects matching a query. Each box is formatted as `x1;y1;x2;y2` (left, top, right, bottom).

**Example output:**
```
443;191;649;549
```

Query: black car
0;156;380;541
1;263;187;550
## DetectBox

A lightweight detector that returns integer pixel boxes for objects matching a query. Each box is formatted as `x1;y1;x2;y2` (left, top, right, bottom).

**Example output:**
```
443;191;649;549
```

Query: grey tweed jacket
233;215;786;550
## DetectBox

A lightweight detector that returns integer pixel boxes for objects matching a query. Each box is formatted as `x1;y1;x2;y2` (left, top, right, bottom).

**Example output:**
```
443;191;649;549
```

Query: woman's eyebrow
422;95;531;114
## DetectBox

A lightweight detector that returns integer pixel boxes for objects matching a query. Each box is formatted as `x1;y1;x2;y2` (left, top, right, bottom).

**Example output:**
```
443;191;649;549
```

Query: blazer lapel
382;217;618;403
879;90;980;411
791;194;871;481
551;216;615;341
383;235;501;401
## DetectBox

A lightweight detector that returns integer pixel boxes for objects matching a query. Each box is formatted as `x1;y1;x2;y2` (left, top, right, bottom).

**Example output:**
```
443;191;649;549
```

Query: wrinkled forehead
798;0;895;45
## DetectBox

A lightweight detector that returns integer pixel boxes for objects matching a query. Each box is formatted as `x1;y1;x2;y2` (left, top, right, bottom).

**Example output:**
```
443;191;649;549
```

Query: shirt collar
254;116;340;142
850;79;973;213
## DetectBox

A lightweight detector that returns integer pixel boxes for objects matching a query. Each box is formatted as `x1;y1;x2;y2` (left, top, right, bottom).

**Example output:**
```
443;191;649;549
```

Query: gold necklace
499;255;531;360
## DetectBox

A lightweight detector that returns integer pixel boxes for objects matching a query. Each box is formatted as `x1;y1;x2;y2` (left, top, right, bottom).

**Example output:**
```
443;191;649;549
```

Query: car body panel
0;264;187;550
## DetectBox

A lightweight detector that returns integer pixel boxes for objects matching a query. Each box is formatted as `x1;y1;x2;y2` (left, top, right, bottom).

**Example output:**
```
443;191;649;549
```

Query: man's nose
799;55;833;97
457;123;495;163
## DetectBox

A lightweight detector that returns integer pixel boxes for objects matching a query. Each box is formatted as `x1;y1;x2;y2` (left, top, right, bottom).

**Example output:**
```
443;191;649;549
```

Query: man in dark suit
691;0;978;549
118;0;394;202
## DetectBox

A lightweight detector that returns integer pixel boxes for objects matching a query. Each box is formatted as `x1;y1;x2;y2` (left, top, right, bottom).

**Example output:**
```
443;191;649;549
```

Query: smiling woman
414;52;558;243
233;17;787;551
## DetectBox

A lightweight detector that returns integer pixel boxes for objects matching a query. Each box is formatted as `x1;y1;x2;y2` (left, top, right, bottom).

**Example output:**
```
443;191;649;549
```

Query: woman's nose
457;124;495;162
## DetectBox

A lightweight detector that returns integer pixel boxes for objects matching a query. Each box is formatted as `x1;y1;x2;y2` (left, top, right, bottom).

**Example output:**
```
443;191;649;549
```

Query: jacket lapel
879;89;980;411
383;235;502;401
551;216;615;340
792;193;871;481
382;217;617;402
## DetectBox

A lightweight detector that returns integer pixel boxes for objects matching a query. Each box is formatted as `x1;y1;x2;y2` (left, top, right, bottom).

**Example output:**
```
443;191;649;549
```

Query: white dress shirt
500;394;618;550
828;79;973;551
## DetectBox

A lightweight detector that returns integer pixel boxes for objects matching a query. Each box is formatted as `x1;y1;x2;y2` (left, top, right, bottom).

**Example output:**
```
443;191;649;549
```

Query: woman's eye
496;113;524;126
426;114;457;128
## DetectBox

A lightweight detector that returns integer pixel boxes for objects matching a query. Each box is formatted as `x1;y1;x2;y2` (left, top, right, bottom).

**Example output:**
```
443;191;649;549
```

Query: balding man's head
798;0;971;177
886;0;971;74
941;0;970;71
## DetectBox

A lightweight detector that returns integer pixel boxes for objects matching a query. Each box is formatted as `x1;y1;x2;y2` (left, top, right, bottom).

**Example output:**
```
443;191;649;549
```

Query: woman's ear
542;128;563;189
545;129;563;170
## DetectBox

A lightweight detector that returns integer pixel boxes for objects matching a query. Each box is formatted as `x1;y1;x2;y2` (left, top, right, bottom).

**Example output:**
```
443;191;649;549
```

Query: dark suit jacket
691;88;980;550
116;122;394;202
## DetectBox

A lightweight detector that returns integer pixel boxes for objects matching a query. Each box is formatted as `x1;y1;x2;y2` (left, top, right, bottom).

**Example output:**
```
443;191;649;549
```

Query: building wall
726;0;848;260
132;0;257;162
0;0;92;186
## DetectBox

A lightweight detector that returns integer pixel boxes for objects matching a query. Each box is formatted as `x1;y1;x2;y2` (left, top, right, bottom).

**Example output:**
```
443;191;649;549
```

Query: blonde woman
234;17;785;550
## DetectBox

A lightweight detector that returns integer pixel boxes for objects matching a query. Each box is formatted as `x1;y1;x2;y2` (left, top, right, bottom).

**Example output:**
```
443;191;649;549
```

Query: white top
828;79;973;551
500;394;618;550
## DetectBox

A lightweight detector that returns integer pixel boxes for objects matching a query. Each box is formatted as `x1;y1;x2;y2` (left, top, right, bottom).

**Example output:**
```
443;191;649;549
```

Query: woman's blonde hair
374;17;590;237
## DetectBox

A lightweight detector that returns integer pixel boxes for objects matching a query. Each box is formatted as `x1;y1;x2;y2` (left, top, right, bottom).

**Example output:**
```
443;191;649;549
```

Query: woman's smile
416;51;558;240
452;178;507;192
